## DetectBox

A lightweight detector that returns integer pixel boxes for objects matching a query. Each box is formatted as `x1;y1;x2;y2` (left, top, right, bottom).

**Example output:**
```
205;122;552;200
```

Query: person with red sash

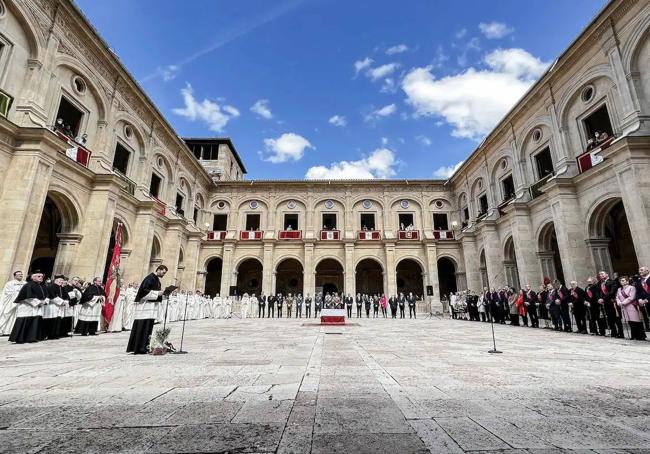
537;284;550;328
585;277;606;335
546;283;562;331
523;284;537;327
597;271;623;338
616;276;646;341
569;280;588;334
553;280;572;332
634;266;650;332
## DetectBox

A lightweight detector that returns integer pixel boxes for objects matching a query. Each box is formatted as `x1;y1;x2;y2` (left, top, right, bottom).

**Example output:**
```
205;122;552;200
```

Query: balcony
433;230;454;240
529;173;553;200
207;231;226;241
152;197;166;216
358;230;381;240
113;170;136;196
240;230;263;240
279;230;302;240
320;230;340;241
577;136;613;173
54;130;92;167
0;89;13;118
398;230;419;240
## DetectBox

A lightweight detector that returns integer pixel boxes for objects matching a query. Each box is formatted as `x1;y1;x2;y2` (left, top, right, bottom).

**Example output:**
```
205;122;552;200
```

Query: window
245;214;260;230
583;104;613;142
478;194;488;216
433;213;449;231
284;213;299;230
501;175;515;202
175;193;185;215
360;213;375;230
534;147;554;180
149;173;162;198
112;143;130;174
462;207;469;222
398;213;414;230
55;97;83;137
213;214;228;231
193;206;199;223
322;213;337;230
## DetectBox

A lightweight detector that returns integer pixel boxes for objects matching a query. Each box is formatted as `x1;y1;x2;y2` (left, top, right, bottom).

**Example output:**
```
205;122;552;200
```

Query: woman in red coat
515;289;527;326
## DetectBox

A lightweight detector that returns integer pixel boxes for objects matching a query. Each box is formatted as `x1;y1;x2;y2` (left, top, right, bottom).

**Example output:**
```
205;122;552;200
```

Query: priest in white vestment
108;286;127;332
0;271;26;336
240;294;250;319
213;294;223;319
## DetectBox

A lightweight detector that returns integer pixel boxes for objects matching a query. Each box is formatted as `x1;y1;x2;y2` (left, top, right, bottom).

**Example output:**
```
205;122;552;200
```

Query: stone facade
0;0;649;312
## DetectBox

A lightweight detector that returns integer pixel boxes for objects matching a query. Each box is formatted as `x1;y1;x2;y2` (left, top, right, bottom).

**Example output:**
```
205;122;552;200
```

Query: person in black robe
537;285;550;328
523;285;538;328
314;293;322;318
276;293;284;318
9;271;47;344
43;275;69;340
304;294;312;318
345;294;353;318
389;295;397;319
60;277;80;337
554;281;572;332
127;265;170;354
75;278;105;336
365;294;372;318
398;293;405;319
597;271;623;338
569;281;588;334
634;267;650;332
585;277;605;335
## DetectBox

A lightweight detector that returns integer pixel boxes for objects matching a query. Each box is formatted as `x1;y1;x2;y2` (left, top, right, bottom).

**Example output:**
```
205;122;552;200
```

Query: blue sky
76;0;607;180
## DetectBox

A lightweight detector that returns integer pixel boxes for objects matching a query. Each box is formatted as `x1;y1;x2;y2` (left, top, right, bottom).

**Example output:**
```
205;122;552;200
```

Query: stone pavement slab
0;317;648;453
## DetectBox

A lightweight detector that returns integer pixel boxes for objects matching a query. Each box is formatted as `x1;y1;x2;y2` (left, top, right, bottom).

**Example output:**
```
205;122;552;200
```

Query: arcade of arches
236;259;263;296
355;259;384;295
396;259;424;297
437;257;457;300
205;257;222;297
275;258;303;296
315;259;344;295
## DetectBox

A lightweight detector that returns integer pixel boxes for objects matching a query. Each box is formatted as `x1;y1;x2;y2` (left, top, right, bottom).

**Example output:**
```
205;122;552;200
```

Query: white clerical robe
123;287;137;330
78;296;105;323
225;297;232;318
0;279;26;335
134;290;161;320
240;296;250;319
108;289;127;332
213;296;223;319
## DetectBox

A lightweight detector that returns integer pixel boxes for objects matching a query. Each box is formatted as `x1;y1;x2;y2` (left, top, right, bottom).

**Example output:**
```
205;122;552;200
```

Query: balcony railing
279;230;302;240
54;130;91;167
398;230;419;240
529;173;553;200
0;89;13;118
358;230;381;240
320;230;340;241
240;230;263;240
577;136;613;173
113;170;136;196
207;231;226;241
433;230;454;240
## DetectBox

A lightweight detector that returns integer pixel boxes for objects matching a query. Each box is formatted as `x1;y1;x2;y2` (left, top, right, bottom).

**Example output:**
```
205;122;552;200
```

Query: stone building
0;0;648;312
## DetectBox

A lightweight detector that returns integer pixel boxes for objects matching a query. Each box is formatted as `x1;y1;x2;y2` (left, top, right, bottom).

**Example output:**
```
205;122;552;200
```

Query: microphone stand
488;305;502;354
173;292;189;354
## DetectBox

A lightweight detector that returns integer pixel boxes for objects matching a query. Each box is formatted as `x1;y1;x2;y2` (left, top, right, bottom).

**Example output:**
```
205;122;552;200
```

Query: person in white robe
42;275;68;340
0;271;26;336
213;294;223;319
240;293;250;319
123;284;137;330
225;296;232;318
169;291;179;322
75;278;105;336
107;286;127;332
250;294;258;318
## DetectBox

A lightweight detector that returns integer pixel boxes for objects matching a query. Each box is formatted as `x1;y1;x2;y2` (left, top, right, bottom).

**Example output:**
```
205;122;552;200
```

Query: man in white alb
0;271;26;336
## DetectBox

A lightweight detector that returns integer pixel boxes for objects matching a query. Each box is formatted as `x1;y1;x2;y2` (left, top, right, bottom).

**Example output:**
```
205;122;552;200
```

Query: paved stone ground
0;317;649;454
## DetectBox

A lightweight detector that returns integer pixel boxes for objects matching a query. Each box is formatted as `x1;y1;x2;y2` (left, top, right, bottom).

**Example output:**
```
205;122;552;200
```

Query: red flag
102;223;123;323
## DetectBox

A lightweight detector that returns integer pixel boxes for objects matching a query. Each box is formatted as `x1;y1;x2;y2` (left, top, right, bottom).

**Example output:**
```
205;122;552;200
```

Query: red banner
102;223;123;323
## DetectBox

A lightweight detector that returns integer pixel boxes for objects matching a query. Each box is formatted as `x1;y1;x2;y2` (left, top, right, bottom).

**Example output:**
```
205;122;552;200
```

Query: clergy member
61;277;81;337
127;265;169;354
9;271;47;344
42;275;68;340
75;277;105;336
0;271;26;336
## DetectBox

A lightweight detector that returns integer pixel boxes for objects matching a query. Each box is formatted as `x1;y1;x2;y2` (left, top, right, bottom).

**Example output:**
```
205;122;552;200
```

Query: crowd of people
448;268;650;341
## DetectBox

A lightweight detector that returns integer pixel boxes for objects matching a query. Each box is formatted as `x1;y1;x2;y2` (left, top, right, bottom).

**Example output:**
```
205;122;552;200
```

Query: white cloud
386;44;409;55
416;135;432;146
328;115;347;127
263;132;312;163
433;161;464;178
250;99;273;119
159;65;179;82
366;63;400;81
354;57;373;76
401;48;549;140
381;137;389;145
380;77;397;93
455;28;468;39
172;84;239;132
305;148;397;180
479;22;514;39
365;103;397;123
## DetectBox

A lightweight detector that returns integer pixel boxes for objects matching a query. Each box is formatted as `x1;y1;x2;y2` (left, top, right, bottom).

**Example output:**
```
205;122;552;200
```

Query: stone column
460;233;482;292
162;223;183;284
424;243;441;311
303;242;315;296
510;203;543;286
53;233;83;277
544;179;594;283
384;242;396;297
219;243;235;297
125;210;156;284
182;234;202;290
73;177;120;280
480;221;505;288
119;249;131;282
0;141;56;280
344;242;355;295
262;242;274;295
195;271;207;293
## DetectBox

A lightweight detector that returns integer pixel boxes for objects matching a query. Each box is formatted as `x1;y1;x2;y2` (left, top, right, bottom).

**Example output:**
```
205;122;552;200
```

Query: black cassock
9;281;47;344
127;273;162;354
75;284;105;336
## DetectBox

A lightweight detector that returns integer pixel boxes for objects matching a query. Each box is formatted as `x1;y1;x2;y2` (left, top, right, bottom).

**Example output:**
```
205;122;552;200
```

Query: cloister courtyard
0;317;649;453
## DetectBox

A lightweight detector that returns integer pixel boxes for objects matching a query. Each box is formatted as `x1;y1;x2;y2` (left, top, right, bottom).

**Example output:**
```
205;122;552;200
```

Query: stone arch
274;196;308;212
313;255;345;273
503;236;520;290
53;59;109;122
236;257;263;296
621;10;650;74
586;197;638;276
237;198;270;211
274;255;304;270
437;256;458;300
556;65;615;122
355;257;384;295
351;196;385;210
113;112;147;158
312;196;346;209
275;257;303;296
112;214;132;248
489;153;516;203
315;258;344;295
537;221;564;283
624;16;650;116
5;0;43;60
46;188;82;233
232;255;264;272
149;234;163;272
389;197;423;231
396;258;424;298
204;256;223;297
